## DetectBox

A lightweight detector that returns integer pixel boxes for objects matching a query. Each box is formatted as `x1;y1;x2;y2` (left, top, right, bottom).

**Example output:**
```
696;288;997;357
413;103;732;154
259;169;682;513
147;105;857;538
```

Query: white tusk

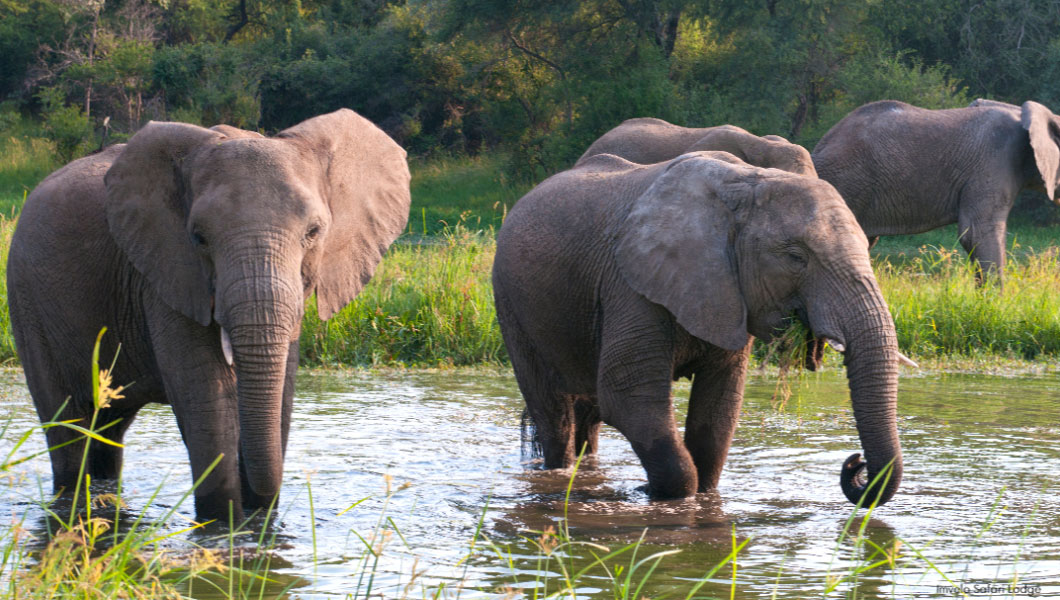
221;327;234;366
897;351;919;369
823;337;845;353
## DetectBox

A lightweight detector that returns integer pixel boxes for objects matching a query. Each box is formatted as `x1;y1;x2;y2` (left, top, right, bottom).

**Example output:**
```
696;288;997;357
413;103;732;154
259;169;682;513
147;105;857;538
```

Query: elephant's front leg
147;304;242;523
597;328;696;498
684;344;751;491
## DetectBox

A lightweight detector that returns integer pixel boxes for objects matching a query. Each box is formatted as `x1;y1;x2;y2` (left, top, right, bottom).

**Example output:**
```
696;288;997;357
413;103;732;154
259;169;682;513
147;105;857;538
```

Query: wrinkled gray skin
493;151;902;506
8;109;410;521
577;118;817;176
813;99;1060;285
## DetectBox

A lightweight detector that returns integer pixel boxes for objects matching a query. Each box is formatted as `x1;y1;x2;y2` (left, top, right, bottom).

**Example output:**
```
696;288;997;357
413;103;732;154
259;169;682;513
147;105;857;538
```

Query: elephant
578;118;828;371
7;109;411;521
812;99;1060;284
576;117;817;177
493;150;907;507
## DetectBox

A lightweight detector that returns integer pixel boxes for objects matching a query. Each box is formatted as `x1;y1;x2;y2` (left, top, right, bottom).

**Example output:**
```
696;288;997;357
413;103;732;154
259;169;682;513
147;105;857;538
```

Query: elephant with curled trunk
813;99;1060;285
493;151;904;506
576;117;817;176
8;109;410;521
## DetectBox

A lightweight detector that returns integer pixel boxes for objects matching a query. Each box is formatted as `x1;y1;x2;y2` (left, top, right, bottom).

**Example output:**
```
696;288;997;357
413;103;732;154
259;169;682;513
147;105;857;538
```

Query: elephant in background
576;118;817;176
813;99;1060;285
493;150;906;507
8;109;411;521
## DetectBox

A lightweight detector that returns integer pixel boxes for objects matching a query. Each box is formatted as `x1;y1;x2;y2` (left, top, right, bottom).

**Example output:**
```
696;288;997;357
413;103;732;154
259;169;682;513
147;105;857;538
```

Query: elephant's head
970;98;1060;202
1018;101;1060;203
613;153;901;506
103;110;410;500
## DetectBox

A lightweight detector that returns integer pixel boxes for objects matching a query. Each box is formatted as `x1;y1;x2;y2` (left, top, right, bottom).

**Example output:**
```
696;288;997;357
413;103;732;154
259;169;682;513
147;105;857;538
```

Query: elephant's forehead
193;139;313;187
757;181;861;236
188;140;319;215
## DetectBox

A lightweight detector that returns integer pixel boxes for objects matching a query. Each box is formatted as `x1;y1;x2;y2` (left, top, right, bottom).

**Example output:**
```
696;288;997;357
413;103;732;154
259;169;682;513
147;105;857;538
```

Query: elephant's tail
520;408;543;462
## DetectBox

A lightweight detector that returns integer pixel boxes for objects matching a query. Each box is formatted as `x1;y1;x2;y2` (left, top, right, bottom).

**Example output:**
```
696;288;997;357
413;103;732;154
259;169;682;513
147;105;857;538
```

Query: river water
1;367;1058;598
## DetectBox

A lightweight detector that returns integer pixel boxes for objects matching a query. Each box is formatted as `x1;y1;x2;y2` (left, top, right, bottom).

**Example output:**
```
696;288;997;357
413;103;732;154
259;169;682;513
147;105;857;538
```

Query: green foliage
800;49;969;144
153;42;262;128
408;154;531;235
0;0;64;101
2;0;1059;160
36;87;94;163
0;112;57;213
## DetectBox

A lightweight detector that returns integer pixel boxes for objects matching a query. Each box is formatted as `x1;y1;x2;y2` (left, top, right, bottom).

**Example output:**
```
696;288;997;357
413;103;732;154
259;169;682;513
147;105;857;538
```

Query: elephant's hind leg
496;291;586;469
28;379;140;490
82;405;142;480
957;200;1009;286
572;394;601;461
502;335;580;467
13;319;98;491
514;365;579;469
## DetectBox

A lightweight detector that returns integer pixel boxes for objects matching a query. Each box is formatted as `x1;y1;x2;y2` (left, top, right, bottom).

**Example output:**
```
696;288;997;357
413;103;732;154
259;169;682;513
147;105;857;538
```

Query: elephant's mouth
788;306;846;372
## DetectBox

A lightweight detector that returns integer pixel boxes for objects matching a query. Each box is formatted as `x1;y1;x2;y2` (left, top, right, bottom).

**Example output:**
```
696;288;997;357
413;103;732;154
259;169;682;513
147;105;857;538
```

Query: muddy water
2;367;1060;598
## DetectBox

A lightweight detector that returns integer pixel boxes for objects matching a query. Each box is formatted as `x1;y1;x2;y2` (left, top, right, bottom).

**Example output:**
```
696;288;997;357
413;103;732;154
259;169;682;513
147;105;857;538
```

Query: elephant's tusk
823;337;845;353
221;327;234;366
897;351;918;369
825;337;917;368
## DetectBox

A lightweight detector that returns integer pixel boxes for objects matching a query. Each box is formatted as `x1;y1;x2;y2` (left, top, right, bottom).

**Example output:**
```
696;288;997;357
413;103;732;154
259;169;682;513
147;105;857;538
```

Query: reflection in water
2;368;1060;598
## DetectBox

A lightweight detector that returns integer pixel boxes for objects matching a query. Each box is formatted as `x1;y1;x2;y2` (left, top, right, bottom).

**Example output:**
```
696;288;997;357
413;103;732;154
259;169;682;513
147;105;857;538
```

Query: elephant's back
12;146;122;265
578;119;713;165
9;145;127;318
497;159;658;256
494;161;661;361
812;102;1000;233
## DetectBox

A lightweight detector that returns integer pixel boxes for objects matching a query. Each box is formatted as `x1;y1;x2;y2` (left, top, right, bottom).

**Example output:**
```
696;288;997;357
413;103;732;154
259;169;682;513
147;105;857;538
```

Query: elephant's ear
104;121;224;326
277;109;411;320
612;155;750;351
1021;101;1060;202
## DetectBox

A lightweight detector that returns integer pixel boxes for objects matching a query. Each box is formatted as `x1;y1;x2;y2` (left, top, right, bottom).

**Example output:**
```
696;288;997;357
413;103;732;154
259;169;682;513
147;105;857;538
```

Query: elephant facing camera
8;109;411;522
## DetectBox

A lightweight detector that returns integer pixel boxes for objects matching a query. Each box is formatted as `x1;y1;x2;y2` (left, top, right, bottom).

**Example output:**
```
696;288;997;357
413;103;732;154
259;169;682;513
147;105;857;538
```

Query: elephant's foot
633;438;698;499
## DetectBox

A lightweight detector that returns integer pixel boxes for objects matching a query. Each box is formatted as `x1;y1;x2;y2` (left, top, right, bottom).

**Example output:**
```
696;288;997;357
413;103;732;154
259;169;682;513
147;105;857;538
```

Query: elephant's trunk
229;323;294;498
221;259;303;501
836;280;902;507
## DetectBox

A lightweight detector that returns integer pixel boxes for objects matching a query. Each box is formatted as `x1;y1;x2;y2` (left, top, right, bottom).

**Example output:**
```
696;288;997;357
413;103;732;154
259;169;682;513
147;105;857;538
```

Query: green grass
406;155;534;236
300;227;505;366
0;134;55;217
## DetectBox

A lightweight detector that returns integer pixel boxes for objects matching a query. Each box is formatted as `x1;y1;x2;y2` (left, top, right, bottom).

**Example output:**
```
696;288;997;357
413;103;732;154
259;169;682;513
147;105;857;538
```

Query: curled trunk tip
839;452;900;507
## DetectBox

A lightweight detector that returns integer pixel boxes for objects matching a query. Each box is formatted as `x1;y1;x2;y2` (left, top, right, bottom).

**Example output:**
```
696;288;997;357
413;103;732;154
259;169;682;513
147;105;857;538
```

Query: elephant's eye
303;224;322;245
781;247;807;266
191;230;208;248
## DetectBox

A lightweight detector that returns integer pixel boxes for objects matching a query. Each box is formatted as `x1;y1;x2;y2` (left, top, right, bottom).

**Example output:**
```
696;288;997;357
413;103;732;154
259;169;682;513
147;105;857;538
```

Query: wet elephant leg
572;395;601;461
23;338;146;492
147;301;242;524
83;405;142;480
597;326;696;499
498;296;583;469
684;344;750;491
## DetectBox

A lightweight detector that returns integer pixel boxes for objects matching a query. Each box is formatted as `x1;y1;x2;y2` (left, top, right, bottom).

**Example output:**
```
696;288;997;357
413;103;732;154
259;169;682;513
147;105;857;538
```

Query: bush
153;42;262;129
36;87;94;163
